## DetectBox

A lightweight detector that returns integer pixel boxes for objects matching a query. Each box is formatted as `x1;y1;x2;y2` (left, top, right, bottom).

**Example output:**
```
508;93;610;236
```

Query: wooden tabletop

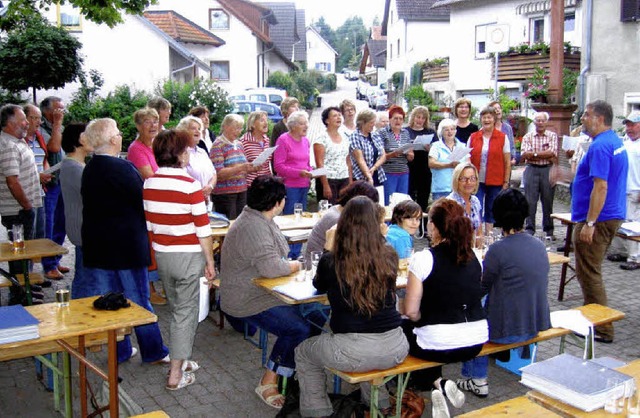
459;396;561;417
0;297;156;361
528;359;640;417
0;238;68;262
473;248;569;265
211;213;320;237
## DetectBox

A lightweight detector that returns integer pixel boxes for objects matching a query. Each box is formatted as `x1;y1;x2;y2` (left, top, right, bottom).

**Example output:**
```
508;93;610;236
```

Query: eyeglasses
459;176;478;183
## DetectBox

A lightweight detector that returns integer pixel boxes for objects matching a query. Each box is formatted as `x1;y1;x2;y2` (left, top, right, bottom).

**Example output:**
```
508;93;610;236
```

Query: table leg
107;330;119;417
79;335;87;417
22;260;32;305
62;351;72;418
558;223;574;301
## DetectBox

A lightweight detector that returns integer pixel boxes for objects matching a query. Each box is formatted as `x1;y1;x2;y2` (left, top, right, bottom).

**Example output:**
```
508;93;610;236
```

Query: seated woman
447;163;483;244
457;188;551;398
219;175;326;409
303;180;379;262
295;196;409;417
386;199;422;260
403;198;488;418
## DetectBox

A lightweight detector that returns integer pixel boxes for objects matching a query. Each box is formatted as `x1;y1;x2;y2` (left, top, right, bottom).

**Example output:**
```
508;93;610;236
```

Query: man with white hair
520;111;558;238
607;110;640;270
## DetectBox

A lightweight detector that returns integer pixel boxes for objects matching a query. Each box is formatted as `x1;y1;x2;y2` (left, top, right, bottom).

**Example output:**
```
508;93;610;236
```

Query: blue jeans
243;303;326;377
460;333;535;379
284;186;309;259
383;173;409;205
475;183;502;224
73;266;169;364
35;205;45;239
42;184;66;272
1;209;36;275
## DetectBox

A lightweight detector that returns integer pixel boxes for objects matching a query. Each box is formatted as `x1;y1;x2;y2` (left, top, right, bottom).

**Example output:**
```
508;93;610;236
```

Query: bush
0;89;26;107
403;85;434;111
267;71;293;92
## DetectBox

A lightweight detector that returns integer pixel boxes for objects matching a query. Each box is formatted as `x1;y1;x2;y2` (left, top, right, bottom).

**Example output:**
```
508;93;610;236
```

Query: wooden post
548;0;565;104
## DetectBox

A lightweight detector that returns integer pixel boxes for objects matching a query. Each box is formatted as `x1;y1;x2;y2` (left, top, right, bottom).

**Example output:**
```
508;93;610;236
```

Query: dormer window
209;9;229;30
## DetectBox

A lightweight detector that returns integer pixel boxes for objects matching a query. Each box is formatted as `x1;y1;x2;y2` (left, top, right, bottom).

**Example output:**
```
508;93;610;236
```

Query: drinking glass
55;283;70;308
627;390;640;418
604;378;624;414
296;255;307;282
294;203;303;221
319;200;330;214
11;224;24;253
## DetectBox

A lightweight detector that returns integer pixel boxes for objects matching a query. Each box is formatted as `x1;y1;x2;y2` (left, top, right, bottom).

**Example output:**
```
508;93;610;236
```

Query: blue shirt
429;138;467;193
571;129;628;222
386;224;413;258
349;129;387;184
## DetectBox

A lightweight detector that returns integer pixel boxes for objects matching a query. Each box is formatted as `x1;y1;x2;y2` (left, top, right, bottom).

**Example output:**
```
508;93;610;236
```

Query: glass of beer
11;224;24;253
55;283;70;308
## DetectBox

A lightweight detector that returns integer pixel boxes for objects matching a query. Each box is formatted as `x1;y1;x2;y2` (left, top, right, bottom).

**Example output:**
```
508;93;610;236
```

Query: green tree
0;0;157;31
334;17;368;71
0;16;83;102
312;17;336;48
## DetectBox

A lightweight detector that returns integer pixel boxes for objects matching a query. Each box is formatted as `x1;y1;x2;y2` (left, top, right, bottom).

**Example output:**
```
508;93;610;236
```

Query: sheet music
42;162;62;174
309;167;328;177
251;146;277;167
413;134;435;150
447;147;471;162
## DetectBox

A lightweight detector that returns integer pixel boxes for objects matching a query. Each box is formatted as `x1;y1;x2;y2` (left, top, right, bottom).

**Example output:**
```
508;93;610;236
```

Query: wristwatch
587;220;596;227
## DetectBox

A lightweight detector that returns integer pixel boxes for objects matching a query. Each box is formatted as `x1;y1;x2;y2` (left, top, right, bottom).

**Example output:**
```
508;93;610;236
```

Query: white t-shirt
408;249;488;350
625;137;640;192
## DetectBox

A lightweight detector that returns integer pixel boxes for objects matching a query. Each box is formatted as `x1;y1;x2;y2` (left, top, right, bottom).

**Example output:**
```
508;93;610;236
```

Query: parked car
356;79;371;100
344;70;359;81
373;93;389;110
231;100;284;123
229;88;287;106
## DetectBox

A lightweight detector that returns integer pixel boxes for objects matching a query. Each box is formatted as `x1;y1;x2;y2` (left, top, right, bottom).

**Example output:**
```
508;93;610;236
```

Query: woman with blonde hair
453;98;478;144
295;196;408;417
241;110;272;186
176;116;216;204
349;108;386;186
406;106;437;211
448;163;483;242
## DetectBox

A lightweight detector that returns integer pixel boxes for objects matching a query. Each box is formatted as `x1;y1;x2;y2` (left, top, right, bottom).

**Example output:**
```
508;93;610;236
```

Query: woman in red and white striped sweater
143;129;216;391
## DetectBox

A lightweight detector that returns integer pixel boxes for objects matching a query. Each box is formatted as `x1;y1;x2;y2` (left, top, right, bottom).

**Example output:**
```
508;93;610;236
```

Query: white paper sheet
251;146;277;167
396;143;415;154
562;135;579;151
309;167;328;177
198;277;209;322
42;162;62;174
447;147;471;162
413;134;435;150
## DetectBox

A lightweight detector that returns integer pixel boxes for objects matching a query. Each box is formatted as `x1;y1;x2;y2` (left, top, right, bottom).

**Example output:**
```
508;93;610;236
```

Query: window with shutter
621;0;640;22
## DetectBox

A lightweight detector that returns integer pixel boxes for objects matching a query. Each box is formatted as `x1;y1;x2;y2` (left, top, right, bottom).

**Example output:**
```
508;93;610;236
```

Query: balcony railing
422;64;449;82
491;50;581;82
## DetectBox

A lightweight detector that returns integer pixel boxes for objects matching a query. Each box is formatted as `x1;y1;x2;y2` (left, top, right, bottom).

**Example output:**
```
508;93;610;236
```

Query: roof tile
144;11;224;46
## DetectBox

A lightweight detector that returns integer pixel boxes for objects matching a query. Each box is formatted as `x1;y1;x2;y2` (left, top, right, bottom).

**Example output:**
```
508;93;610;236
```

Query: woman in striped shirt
241;111;272;186
379;105;414;205
143;129;215;391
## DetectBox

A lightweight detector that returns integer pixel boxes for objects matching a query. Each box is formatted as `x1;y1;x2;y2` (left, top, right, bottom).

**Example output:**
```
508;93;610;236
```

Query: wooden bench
0;272;45;287
328;304;624;418
131;411;170;418
458;395;560;417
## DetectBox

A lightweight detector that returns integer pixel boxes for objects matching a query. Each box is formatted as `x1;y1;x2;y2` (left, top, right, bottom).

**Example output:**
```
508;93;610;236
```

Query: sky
292;0;387;29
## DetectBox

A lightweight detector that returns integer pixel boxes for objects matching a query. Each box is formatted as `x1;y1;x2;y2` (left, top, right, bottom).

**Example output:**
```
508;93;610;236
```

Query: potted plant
524;66;549;103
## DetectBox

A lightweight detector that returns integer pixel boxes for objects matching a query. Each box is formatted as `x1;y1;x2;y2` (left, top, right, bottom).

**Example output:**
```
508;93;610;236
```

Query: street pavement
1;77;639;417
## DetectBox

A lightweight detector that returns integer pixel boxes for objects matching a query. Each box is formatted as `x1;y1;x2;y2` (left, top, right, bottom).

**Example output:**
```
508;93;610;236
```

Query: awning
516;0;578;15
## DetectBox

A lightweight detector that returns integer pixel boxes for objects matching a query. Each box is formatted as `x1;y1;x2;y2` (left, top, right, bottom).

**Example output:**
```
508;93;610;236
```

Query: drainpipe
171;61;197;79
257;44;276;87
578;0;593;113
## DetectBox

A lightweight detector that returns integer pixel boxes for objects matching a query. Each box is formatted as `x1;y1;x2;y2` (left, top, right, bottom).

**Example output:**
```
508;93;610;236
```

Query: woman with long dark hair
295;196;409;417
403;198;488;418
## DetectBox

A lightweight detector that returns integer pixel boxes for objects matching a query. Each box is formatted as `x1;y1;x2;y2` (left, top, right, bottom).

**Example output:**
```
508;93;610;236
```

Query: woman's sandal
254;383;285;409
165;371;196;391
182;360;200;373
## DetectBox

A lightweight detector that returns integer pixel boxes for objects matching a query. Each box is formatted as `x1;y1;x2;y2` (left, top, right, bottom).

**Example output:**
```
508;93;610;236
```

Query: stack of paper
619;221;640;236
273;280;323;301
281;229;311;242
208;211;230;228
0;305;40;345
520;354;635;412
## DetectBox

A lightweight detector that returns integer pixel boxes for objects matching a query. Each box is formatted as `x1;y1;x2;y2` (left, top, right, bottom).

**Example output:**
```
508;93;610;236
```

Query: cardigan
469;129;507;186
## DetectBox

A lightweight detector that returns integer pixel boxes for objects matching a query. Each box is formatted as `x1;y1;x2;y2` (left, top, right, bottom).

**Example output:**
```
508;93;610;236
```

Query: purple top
127;139;158;174
273;132;311;188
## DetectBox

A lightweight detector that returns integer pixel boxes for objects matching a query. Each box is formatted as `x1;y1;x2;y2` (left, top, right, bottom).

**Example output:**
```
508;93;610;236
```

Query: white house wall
306;29;336;73
586;0;640;124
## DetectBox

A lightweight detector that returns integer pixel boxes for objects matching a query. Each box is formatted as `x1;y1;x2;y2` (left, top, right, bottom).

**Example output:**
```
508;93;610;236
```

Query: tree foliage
311;16;368;71
0;16;83;102
0;0;157;31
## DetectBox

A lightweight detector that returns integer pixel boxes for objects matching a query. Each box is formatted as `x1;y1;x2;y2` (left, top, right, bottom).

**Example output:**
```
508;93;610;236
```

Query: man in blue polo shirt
572;100;628;343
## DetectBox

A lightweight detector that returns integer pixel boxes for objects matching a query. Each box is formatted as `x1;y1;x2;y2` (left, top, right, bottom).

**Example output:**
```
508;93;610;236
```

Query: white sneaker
456;378;489;398
431;389;450;418
443;379;465;408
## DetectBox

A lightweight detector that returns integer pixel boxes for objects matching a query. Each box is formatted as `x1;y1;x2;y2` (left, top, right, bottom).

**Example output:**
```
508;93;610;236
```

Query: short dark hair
39;96;62;113
321;106;340;127
0;104;21;128
587;100;613;126
247;175;286;211
189;106;210;118
492;188;529;232
391;200;422;225
61;123;87;153
153;129;190;168
337;180;379;206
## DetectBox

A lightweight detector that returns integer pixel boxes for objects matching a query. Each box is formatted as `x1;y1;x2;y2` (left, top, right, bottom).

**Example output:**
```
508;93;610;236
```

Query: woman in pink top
128;107;160;180
274;111;313;214
241;110;272;186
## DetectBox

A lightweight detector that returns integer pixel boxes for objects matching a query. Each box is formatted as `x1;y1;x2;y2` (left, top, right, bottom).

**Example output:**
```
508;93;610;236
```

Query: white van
229;88;287;107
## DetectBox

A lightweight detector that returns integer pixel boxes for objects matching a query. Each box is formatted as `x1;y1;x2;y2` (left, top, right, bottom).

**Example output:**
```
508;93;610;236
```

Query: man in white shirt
608;111;640;270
